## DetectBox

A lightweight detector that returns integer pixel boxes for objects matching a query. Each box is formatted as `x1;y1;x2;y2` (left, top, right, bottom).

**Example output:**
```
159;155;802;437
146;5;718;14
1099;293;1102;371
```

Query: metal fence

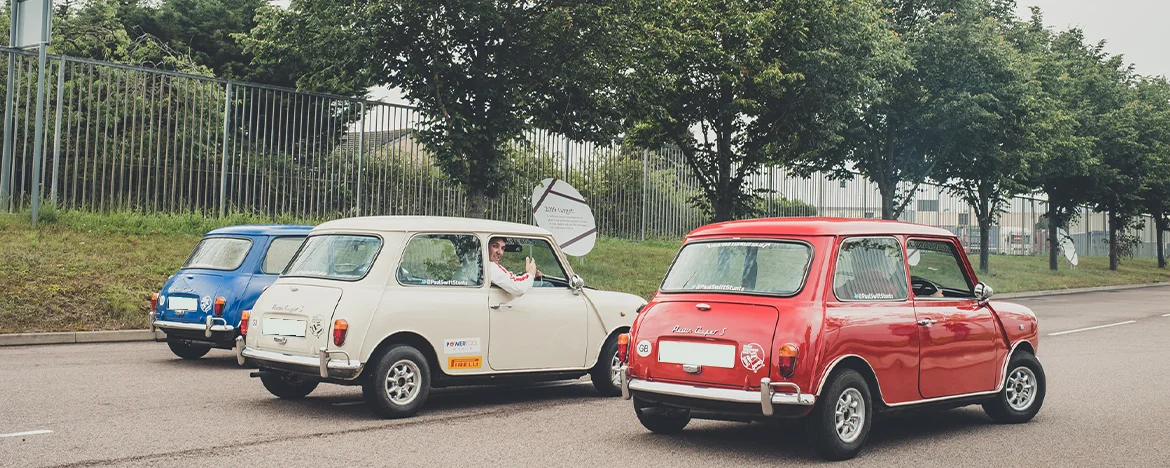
0;47;1163;259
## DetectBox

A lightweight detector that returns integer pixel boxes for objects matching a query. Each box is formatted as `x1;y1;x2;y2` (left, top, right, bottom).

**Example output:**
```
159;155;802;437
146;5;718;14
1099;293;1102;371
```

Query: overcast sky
1016;0;1169;78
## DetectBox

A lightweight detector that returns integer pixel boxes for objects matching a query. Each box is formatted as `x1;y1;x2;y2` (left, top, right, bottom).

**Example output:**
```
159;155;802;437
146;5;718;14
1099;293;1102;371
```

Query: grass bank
2;210;1168;333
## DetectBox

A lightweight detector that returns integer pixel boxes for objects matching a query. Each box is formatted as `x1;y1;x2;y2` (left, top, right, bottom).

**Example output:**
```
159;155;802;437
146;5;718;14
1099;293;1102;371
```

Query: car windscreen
283;235;382;281
661;241;812;296
182;237;253;271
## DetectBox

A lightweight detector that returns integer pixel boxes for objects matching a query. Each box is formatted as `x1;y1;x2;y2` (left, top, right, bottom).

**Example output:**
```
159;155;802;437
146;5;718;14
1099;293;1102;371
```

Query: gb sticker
740;343;765;372
636;340;653;358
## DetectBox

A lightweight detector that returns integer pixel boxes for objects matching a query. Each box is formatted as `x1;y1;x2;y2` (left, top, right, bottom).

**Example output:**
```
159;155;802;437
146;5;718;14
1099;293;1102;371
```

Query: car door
487;236;588;371
908;238;1001;399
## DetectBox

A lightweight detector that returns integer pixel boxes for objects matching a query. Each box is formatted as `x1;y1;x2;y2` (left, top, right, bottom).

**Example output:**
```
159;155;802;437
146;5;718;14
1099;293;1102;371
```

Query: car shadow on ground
625;407;997;463
156;354;255;370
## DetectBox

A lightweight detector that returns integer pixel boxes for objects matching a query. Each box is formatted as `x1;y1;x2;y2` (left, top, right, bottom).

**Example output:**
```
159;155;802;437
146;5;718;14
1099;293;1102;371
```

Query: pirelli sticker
448;356;482;370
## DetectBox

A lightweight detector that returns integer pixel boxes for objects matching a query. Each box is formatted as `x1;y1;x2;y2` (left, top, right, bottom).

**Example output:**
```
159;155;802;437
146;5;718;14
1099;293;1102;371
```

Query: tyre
259;370;319;399
983;351;1045;424
806;369;873;461
590;334;623;397
362;345;431;419
167;338;211;360
634;398;691;434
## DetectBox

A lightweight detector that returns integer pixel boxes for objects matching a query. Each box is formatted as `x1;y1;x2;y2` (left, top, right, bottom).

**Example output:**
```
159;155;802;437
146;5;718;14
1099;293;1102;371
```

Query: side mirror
570;274;585;293
974;282;994;304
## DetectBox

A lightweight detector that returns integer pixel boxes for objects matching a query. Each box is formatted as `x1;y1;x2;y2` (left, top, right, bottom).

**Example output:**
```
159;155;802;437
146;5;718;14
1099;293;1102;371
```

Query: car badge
309;315;326;338
200;296;212;313
740;343;766;372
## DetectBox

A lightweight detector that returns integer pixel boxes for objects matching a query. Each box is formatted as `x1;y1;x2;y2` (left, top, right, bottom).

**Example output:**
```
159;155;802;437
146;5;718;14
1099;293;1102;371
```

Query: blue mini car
151;225;313;359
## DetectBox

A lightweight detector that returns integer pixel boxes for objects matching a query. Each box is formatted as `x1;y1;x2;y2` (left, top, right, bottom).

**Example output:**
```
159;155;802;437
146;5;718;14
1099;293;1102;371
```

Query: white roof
313;216;552;237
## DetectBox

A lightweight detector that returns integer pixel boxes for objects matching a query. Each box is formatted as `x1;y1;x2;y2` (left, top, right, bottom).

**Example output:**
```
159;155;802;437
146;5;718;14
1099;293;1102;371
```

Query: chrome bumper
153;317;234;338
238;340;361;380
620;366;815;416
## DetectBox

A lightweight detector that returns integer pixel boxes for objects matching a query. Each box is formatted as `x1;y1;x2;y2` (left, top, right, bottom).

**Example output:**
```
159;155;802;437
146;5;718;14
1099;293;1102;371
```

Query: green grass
1;209;1168;333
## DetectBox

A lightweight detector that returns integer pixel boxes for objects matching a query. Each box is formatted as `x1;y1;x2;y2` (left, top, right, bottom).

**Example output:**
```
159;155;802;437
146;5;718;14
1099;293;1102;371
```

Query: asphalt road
3;287;1170;467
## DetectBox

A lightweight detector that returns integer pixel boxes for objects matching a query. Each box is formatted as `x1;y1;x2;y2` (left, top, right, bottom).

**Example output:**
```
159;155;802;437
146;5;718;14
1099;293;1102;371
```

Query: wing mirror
570;274;585;294
974;282;994;305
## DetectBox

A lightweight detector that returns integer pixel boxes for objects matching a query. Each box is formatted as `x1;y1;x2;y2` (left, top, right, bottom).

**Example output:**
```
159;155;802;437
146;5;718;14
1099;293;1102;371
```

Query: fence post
1;49;16;212
50;56;65;207
30;40;49;226
641;149;649;241
219;81;232;217
356;101;366;216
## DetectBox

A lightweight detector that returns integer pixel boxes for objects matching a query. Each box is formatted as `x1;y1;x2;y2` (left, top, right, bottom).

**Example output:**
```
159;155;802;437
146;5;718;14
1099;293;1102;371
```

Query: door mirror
570;274;585;293
974;282;994;303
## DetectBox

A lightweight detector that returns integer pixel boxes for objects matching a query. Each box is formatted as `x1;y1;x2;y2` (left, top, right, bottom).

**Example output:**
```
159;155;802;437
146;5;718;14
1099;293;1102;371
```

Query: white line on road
1048;321;1137;336
0;430;52;439
1163;313;1170;317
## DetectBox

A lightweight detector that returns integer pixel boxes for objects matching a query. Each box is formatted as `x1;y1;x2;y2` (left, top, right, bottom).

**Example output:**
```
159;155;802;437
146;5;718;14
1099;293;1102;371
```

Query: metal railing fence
0;47;1163;259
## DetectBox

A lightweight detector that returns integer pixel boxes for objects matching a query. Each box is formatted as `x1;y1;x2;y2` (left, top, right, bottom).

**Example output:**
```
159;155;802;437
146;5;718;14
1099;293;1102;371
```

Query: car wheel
634;398;691;434
983;351;1045;424
167;338;211;360
362;345;431;419
590;334;623;397
806;368;873;461
259;370;319;399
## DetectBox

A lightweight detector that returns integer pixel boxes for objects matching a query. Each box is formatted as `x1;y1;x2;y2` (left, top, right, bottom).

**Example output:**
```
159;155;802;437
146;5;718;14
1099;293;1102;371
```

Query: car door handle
490;303;513;310
917;318;937;326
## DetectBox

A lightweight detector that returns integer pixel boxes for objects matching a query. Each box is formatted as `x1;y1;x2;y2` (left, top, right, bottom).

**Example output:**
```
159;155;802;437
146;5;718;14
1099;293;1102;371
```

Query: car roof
687;217;957;238
205;224;315;237
312;216;553;237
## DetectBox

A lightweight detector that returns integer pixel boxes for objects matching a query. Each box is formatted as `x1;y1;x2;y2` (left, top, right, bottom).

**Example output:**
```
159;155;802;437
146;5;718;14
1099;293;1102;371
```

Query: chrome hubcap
385;360;421;405
1006;366;1037;411
610;351;622;387
835;388;866;444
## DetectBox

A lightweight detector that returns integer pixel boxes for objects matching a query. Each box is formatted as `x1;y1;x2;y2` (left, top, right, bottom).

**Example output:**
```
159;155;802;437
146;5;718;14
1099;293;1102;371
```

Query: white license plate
263;317;307;337
168;296;198;311
657;341;736;368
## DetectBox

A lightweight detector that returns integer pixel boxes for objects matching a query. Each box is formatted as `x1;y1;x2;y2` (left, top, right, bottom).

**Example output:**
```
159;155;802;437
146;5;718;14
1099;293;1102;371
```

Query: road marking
0;430;52;439
1163;313;1170;317
1048;320;1137;336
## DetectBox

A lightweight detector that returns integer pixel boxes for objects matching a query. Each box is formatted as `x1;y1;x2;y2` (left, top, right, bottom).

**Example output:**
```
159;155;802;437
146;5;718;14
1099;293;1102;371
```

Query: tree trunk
466;186;487;219
878;180;896;220
979;218;991;273
1109;211;1119;271
1157;216;1166;269
1047;202;1059;271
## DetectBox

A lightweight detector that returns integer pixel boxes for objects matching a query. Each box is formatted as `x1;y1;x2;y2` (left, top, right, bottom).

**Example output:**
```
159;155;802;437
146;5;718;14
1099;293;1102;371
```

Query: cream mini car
235;216;644;418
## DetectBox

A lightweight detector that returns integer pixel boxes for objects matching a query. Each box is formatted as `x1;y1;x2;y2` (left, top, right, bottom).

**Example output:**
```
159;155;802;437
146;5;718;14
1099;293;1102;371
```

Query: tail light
333;319;349;346
239;310;250;336
213;297;226;316
617;333;630;362
778;343;799;378
150;293;159;311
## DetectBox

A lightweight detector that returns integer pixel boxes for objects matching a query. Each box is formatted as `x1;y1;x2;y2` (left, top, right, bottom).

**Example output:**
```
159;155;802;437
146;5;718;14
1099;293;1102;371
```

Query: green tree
926;1;1038;273
620;0;898;222
244;0;624;218
1135;77;1170;268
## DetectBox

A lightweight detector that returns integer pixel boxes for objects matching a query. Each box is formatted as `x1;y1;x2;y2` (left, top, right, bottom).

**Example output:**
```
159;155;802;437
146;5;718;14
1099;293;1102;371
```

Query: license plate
263;317;307;337
168;296;198;312
657;341;736;368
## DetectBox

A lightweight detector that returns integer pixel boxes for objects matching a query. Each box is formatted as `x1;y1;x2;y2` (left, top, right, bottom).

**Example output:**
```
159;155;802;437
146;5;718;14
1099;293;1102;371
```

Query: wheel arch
815;355;887;408
365;331;442;382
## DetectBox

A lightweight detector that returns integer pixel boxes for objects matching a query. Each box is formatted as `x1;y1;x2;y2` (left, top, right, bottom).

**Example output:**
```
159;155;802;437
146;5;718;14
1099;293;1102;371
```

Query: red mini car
619;218;1044;461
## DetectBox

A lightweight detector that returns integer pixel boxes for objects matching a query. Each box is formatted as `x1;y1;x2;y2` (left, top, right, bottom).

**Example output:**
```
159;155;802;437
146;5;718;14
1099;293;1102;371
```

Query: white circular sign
636;340;653;358
531;178;597;257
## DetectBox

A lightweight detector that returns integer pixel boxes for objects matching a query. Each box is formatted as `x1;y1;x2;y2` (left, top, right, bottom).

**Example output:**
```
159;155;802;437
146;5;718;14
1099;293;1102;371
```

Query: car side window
907;239;975;298
496;237;569;288
397;234;483;287
262;237;307;275
833;237;909;302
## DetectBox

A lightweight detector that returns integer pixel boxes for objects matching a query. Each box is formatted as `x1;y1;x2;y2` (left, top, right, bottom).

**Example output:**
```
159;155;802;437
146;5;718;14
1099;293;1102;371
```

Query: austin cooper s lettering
618;218;1045;461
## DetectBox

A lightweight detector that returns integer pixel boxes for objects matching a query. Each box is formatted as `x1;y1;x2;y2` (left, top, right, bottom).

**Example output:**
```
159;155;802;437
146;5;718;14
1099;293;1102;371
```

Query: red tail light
333;319;349;346
150;293;159;311
239;310;250;336
778;343;799;378
617;333;630;362
214;297;226;316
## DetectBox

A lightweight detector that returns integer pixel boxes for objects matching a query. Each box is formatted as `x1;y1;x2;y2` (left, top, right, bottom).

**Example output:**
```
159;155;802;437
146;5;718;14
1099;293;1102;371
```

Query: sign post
3;0;53;224
531;178;597;257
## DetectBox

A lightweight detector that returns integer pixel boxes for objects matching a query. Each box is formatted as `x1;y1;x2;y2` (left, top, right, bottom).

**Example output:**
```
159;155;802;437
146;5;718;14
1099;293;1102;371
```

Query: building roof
313;216;551;236
687;217;957;238
206;224;315;237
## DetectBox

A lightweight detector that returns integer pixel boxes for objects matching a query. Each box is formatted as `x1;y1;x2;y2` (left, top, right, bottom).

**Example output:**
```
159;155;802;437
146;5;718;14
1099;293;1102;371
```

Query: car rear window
182;237;253;271
283;235;382;281
661;241;812;296
262;237;307;275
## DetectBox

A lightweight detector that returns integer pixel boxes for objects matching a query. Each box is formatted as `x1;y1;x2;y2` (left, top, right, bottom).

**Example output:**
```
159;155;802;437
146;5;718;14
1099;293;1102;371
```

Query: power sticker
636;340;652;358
444;338;482;354
448;356;482;370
